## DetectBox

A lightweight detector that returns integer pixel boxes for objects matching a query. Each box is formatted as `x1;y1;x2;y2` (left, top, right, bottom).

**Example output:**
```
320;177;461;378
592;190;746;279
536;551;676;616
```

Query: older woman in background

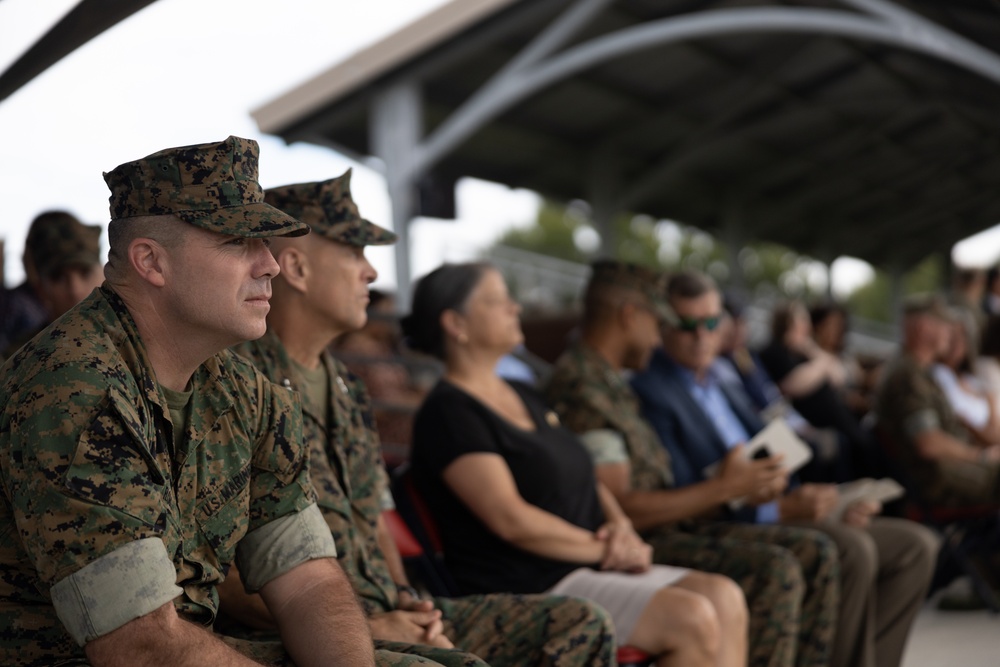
403;262;748;667
936;309;1000;445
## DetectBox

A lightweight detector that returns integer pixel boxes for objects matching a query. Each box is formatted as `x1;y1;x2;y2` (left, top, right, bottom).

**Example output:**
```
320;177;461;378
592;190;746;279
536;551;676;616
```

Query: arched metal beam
407;4;1000;182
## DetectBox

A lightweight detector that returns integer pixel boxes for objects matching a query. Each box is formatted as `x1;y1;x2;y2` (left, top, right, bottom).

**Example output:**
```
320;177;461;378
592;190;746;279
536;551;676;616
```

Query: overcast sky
2;0;998;297
0;0;540;292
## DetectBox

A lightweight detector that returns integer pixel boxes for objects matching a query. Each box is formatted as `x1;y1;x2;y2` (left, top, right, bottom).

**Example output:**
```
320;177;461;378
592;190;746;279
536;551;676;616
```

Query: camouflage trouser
378;594;617;667
223;593;616;667
643;521;840;667
223;633;476;666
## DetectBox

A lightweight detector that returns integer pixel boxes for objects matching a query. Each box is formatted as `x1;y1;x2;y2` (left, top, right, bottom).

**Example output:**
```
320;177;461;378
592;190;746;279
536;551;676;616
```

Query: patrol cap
103;136;308;238
588;260;675;324
25;211;101;281
264;169;397;247
903;293;954;321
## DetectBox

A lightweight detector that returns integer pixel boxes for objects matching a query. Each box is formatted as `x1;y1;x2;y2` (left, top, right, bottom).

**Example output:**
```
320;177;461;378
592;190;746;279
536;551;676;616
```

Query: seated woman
402;262;748;667
759;300;879;479
974;314;1000;417
809;301;879;420
936;311;1000;445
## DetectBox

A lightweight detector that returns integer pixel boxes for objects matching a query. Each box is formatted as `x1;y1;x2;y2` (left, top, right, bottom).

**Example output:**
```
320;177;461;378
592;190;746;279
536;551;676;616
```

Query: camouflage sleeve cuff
50;538;182;646
903;409;940;437
237;503;337;593
578;429;629;466
378;486;396;512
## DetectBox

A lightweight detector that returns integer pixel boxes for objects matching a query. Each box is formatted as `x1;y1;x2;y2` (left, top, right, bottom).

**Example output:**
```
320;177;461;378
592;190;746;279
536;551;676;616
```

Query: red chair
382;508;458;599
389;465;654;666
382;508;424;559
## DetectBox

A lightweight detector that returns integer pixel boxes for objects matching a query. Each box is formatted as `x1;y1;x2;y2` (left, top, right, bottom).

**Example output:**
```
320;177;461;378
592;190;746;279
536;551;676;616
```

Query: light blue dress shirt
678;366;779;524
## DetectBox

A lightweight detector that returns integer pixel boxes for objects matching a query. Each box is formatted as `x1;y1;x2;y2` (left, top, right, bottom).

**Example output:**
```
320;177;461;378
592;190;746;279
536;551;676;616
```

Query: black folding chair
875;426;1000;613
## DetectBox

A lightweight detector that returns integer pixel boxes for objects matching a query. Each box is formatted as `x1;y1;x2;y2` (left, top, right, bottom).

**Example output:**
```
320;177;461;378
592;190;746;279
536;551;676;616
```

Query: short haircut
105;215;185;283
582;281;631;329
666;269;717;303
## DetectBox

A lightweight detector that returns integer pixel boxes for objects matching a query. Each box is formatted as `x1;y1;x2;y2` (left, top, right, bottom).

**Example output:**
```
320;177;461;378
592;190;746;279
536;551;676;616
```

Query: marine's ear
128;237;168;288
273;245;310;294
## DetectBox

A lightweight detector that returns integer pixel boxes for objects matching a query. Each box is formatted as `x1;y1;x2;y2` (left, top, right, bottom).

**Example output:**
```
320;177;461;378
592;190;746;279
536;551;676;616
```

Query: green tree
495;198;827;301
846;255;945;323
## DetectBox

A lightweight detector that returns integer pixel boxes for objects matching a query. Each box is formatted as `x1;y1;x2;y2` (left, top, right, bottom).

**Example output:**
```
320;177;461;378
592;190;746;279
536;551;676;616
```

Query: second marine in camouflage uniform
229;170;617;667
544;261;840;667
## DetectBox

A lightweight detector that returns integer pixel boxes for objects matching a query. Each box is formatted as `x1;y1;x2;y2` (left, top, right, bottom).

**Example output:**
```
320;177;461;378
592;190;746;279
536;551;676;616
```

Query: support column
588;151;622;259
722;206;746;292
371;81;423;312
887;262;905;337
814;249;836;300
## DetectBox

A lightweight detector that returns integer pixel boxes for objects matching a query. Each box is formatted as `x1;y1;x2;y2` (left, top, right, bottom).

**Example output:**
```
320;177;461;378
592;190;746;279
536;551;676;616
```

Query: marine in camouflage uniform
0;137;373;667
875;295;1000;506
3;211;105;359
544;261;839;667
228;171;616;667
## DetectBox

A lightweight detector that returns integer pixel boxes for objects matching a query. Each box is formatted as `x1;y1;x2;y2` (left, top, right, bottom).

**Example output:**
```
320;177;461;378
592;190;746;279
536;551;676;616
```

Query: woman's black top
758;341;868;443
410;379;604;595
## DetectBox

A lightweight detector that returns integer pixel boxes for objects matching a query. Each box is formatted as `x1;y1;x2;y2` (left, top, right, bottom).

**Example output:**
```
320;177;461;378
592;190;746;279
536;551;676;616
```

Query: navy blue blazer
631;349;766;490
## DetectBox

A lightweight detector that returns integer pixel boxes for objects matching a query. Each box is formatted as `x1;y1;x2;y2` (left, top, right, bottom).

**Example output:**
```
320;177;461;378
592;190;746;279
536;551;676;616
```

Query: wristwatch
396;583;421;600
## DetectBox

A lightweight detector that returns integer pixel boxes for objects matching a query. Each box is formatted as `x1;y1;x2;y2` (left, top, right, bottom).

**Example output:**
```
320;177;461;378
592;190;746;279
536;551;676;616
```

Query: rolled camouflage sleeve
51;538;182;645
237;503;337;592
578;429;630;466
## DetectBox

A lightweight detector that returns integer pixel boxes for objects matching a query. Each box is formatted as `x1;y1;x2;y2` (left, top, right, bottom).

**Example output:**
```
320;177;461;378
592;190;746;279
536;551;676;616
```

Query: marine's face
164;225;279;347
622;299;662;371
40;264;104;319
305;238;377;335
664;290;723;373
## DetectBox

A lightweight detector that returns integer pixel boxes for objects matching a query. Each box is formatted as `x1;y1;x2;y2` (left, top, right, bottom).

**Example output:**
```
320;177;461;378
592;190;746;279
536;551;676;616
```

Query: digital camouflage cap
25;211;102;281
103;136;308;238
588;260;675;325
264;169;397;247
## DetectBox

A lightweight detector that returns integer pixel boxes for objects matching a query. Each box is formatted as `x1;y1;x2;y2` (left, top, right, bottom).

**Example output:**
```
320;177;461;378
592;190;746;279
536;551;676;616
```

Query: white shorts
547;565;689;642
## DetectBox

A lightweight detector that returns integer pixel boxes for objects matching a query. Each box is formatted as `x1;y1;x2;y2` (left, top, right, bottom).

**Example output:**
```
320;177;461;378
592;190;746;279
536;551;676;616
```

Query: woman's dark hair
770;300;807;343
809;301;849;352
400;262;493;360
809;301;848;330
981;315;1000;359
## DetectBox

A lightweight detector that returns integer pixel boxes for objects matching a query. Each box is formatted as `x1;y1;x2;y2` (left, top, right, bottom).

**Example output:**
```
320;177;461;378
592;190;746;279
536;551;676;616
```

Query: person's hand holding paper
716;445;788;504
778;483;840;522
705;419;811;510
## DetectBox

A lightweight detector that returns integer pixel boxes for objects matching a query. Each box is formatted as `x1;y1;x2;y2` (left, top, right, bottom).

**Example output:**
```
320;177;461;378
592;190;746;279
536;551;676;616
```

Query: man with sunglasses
546;260;839;667
632;269;937;667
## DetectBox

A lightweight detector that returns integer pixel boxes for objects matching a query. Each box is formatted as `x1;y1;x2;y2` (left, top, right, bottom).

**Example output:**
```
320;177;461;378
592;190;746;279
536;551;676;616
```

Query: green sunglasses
675;315;722;333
